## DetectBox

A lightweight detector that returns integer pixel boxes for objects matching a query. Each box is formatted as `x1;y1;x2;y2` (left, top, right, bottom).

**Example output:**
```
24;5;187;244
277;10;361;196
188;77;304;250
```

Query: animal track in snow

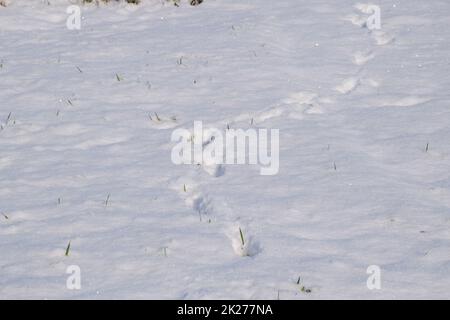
171;179;215;222
193;128;227;177
212;91;327;129
343;3;378;28
166;88;329;259
229;224;260;257
340;4;394;99
186;192;214;222
173;180;260;257
256;107;285;123
202;163;225;177
372;30;395;46
363;78;381;88
282;91;325;116
342;13;368;28
346;3;396;46
352;51;375;66
335;77;361;94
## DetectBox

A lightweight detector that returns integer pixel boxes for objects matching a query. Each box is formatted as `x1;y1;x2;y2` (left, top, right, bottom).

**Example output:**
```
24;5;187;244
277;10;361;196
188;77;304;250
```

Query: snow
1;0;450;299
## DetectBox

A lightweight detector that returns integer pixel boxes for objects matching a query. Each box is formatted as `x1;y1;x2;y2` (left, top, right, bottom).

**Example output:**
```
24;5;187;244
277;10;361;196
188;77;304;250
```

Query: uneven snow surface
1;0;450;299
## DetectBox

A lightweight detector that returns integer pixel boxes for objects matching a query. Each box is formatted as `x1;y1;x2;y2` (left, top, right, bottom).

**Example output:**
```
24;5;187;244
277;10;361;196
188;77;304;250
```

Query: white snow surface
1;0;450;299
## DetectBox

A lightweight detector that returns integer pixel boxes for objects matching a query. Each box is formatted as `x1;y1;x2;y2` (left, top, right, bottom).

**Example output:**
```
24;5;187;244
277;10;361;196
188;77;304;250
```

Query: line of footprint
338;3;396;95
343;4;431;108
168;173;261;257
157;3;397;260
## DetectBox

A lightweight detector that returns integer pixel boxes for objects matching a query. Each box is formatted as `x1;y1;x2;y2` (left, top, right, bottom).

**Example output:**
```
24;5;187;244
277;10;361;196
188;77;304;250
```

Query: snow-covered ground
1;0;450;299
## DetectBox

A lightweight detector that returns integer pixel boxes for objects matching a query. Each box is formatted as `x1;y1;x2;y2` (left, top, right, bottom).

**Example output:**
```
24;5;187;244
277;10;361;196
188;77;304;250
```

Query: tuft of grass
168;0;204;6
65;241;71;257
1;112;12;131
105;194;111;207
149;112;162;122
301;286;312;294
296;276;312;293
426;142;429;153
1;212;8;220
115;73;122;82
239;227;245;246
6;112;12;125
